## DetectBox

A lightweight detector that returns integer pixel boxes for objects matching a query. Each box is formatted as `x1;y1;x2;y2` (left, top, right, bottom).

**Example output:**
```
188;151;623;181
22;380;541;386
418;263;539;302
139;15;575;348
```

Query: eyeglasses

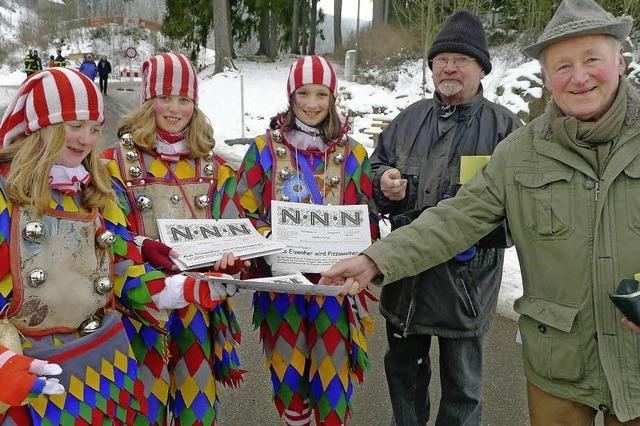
431;56;476;69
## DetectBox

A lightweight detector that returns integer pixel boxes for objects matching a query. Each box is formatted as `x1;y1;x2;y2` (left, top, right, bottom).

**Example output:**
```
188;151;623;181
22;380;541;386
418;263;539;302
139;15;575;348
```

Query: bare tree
256;0;269;56
213;0;233;74
291;0;301;54
333;0;343;54
308;0;318;55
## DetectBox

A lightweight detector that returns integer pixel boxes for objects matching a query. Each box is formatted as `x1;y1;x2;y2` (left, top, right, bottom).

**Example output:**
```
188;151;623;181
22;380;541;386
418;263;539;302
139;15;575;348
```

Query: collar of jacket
433;84;485;120
535;78;640;141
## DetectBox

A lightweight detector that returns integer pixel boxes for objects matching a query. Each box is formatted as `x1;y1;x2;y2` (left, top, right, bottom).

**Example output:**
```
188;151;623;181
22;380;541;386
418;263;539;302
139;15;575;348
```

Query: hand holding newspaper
157;218;285;270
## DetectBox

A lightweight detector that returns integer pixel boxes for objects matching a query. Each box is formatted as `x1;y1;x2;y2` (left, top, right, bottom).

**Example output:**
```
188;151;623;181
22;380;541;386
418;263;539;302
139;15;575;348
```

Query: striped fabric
0;68;104;147
141;53;198;103
287;56;338;97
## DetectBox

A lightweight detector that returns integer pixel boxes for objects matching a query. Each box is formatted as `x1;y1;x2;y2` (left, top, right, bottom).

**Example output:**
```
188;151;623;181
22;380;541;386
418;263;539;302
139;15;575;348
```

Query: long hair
117;99;215;158
280;92;343;142
0;124;114;213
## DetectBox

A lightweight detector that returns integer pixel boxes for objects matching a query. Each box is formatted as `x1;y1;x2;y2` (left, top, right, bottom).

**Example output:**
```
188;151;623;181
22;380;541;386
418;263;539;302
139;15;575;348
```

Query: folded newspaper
184;272;343;296
157;218;285;270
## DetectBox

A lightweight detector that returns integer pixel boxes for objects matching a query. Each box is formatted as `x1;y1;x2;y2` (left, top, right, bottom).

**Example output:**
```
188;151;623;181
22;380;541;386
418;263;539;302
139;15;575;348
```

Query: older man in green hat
322;0;640;424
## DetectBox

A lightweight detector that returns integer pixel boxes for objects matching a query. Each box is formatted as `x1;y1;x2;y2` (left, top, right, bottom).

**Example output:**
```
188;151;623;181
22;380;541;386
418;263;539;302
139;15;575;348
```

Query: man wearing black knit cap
369;10;521;426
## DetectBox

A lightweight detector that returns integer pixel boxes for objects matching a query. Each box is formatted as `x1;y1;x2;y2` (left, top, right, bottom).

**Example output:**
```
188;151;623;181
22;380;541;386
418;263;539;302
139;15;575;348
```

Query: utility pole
356;0;360;65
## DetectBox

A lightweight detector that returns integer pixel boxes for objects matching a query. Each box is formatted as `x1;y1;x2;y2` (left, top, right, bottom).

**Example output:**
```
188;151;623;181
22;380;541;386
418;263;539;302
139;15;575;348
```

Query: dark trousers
385;321;485;426
99;76;108;94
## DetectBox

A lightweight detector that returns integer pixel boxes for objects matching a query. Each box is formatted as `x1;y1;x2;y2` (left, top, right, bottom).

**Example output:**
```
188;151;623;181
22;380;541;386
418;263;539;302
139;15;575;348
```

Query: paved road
217;290;530;426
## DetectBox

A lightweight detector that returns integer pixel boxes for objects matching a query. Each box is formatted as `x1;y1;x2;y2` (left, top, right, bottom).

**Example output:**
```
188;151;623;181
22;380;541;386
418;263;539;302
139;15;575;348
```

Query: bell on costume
121;133;135;148
96;229;116;248
170;194;181;204
28;269;47;287
136;195;153;210
128;165;142;178
276;146;288;158
79;316;102;335
328;175;341;186
333;153;345;164
94;277;113;295
204;150;214;161
22;221;45;241
204;163;214;176
339;134;348;145
279;168;292;181
195;194;210;208
272;129;282;143
126;150;139;161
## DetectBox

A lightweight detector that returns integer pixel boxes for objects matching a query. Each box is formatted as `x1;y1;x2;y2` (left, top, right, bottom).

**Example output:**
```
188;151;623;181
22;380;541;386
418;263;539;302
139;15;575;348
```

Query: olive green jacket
364;82;640;421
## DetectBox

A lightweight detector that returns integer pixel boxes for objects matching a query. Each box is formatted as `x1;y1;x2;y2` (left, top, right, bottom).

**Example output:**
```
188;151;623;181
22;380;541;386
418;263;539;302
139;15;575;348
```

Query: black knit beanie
427;10;492;74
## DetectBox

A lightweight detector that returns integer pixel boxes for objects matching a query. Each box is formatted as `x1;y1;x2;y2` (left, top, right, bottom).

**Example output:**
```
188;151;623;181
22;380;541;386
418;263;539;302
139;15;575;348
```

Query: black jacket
98;59;112;78
371;89;522;337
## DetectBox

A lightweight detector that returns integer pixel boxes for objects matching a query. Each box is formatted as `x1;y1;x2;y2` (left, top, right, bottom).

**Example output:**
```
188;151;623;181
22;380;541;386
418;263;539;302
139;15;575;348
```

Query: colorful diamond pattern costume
102;145;243;425
236;128;379;425
0;179;172;426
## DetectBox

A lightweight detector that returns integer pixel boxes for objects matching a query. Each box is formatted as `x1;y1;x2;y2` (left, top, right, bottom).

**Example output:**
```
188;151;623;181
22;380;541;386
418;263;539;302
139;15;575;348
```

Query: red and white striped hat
141;53;198;104
0;68;104;147
287;55;338;98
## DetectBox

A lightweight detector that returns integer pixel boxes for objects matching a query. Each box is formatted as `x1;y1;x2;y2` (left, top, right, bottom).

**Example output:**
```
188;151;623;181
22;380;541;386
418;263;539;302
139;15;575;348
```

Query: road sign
125;47;137;59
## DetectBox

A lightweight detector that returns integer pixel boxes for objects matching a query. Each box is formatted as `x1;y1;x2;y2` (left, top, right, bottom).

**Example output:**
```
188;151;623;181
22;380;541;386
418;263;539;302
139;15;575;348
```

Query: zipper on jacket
594;181;600;201
402;299;414;337
458;278;478;318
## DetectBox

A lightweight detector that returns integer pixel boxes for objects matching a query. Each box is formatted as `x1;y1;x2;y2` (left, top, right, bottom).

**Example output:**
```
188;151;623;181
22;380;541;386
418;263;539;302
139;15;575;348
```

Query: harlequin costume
101;52;242;425
236;56;379;426
0;68;176;425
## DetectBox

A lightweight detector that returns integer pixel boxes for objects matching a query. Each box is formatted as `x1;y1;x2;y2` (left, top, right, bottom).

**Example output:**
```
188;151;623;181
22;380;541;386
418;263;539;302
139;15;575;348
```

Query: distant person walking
79;54;97;81
97;56;111;95
23;49;35;78
54;48;65;67
31;50;42;72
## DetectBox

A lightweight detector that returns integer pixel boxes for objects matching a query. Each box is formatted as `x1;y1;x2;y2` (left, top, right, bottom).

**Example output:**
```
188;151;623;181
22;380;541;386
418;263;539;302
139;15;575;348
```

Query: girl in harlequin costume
236;55;379;426
0;68;233;425
101;52;244;425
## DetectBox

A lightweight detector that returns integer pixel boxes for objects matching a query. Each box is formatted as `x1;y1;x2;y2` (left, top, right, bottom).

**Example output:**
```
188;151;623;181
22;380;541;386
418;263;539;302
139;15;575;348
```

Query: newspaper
269;201;371;274
157;218;285;270
185;272;343;296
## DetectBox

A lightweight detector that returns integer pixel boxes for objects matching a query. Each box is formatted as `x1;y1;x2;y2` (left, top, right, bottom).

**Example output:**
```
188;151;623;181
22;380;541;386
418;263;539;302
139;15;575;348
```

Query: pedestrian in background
97;55;111;95
79;54;97;81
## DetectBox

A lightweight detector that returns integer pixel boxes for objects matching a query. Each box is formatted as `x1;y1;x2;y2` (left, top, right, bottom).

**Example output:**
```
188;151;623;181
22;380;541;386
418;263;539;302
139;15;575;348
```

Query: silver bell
339;134;348;145
281;194;290;202
94;277;113;295
204;163;214;176
136;195;153;210
128;166;142;178
279;168;292;181
126;150;139;162
204;150;214;161
96;229;116;248
272;129;282;143
333;153;345;164
329;176;341;186
22;221;45;241
79;316;102;335
275;146;287;158
195;194;210;208
28;269;47;287
170;194;181;204
121;133;135;148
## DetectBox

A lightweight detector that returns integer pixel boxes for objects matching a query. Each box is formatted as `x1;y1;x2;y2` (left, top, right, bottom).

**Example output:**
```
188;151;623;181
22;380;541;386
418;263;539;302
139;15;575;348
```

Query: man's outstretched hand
320;255;381;295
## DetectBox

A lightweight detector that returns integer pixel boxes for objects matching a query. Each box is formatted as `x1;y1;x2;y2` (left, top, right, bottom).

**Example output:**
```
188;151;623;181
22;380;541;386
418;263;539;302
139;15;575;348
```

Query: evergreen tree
163;0;213;64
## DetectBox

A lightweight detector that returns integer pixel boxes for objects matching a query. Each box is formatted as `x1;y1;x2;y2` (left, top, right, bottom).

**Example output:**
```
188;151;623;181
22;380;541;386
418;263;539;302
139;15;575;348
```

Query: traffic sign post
125;47;137;81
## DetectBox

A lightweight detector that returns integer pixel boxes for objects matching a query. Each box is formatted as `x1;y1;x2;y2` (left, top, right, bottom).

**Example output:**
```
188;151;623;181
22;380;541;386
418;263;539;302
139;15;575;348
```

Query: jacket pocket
623;161;640;236
515;169;575;240
515;296;586;382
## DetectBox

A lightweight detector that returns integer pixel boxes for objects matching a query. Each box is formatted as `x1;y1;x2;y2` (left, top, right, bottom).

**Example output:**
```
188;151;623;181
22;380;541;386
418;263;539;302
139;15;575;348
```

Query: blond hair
117;99;215;158
0;124;114;213
283;92;343;141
